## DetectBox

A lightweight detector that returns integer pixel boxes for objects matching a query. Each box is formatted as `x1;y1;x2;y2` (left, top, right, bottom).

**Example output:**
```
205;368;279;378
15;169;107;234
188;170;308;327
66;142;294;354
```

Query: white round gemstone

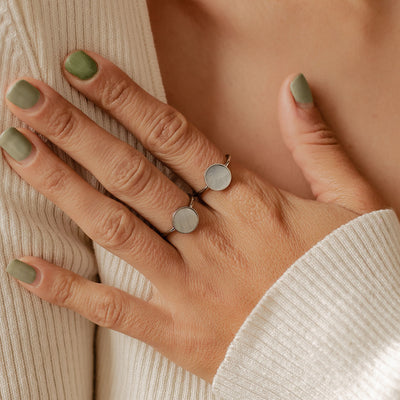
172;206;199;234
204;164;232;191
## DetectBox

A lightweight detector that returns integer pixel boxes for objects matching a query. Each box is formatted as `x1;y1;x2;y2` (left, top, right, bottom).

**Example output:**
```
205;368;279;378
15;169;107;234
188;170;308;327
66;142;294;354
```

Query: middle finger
4;77;204;234
0;127;182;289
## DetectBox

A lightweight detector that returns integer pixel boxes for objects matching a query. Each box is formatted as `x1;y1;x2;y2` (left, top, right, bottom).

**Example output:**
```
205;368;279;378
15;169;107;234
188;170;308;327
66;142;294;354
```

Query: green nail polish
6;259;37;284
290;73;314;105
6;80;41;109
64;50;98;80
0;128;33;162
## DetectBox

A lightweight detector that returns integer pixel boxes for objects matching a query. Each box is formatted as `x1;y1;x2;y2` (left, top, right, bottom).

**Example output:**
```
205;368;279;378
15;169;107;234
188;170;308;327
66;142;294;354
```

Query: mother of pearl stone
204;164;232;191
172;206;199;234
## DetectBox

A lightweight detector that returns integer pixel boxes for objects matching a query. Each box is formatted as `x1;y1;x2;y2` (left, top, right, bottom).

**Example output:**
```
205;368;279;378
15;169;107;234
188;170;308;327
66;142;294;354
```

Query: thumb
278;73;386;214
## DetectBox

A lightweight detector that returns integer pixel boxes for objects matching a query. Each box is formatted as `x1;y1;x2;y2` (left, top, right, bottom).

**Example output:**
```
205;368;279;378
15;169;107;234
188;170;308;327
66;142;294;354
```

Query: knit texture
1;1;400;400
1;0;212;399
0;2;97;399
212;209;400;400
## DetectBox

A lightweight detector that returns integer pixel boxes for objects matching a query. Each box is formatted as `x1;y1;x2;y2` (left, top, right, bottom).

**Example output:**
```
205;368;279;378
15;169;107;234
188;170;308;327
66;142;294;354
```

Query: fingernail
290;73;314;106
64;50;98;80
0;128;33;162
6;259;39;285
6;80;41;109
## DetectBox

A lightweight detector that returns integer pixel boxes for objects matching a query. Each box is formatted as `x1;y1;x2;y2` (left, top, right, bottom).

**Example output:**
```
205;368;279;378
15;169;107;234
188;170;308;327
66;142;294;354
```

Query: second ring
162;195;199;237
196;154;232;197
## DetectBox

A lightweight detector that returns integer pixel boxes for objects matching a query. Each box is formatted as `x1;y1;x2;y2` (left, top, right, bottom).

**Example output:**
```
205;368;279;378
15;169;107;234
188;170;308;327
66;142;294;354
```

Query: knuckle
198;229;246;278
144;108;190;151
228;170;290;230
52;274;77;306
93;206;136;249
100;78;133;110
226;170;262;206
133;312;169;346
91;290;125;328
41;167;70;194
107;152;152;198
302;123;337;146
47;108;78;144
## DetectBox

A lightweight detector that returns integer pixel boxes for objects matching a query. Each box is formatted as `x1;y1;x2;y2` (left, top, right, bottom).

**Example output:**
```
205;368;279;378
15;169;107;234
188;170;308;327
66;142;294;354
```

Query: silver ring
196;154;232;197
162;195;199;237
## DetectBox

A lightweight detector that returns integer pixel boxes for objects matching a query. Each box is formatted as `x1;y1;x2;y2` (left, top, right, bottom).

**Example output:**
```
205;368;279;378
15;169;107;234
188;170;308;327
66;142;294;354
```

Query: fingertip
278;72;327;149
6;257;43;288
4;76;32;98
0;127;39;166
278;72;315;111
289;73;314;108
278;73;311;152
63;50;99;81
62;49;93;68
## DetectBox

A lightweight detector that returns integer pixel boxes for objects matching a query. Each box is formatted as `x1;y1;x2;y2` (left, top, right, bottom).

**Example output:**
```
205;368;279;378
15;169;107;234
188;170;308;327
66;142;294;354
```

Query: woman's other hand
0;50;386;383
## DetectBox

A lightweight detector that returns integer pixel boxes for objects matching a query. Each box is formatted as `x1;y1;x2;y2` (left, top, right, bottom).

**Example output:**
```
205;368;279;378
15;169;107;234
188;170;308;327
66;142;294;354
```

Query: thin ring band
196;154;232;197
162;154;231;237
162;194;199;237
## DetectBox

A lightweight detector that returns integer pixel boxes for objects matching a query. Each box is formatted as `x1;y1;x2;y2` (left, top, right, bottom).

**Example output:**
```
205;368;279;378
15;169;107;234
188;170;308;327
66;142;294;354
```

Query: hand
1;50;386;383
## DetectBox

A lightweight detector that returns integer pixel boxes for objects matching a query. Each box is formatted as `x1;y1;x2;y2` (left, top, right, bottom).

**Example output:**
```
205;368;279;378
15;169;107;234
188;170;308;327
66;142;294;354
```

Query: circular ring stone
172;206;199;234
204;164;232;191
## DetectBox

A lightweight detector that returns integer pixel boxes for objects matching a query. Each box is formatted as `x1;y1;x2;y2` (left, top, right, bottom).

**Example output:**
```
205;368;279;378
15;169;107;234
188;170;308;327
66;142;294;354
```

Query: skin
147;0;400;215
2;51;384;382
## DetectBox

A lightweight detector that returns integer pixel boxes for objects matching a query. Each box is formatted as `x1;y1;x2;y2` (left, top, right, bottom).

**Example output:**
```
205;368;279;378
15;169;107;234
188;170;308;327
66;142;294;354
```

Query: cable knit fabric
1;1;400;400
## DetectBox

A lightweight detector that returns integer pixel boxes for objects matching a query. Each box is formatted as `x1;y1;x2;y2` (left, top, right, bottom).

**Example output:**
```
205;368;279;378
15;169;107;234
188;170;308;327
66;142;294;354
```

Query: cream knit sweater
1;1;400;399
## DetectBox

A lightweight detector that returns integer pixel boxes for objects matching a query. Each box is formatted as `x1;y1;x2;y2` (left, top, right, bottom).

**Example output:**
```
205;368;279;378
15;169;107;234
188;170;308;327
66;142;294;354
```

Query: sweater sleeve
212;208;400;400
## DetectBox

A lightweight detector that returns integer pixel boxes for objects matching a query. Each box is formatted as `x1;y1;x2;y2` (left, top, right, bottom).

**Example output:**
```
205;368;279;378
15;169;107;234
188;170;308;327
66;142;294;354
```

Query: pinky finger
6;256;170;348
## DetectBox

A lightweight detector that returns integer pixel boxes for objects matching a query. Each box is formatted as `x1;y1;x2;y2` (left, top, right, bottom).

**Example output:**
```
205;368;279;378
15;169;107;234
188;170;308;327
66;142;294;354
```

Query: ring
196;154;232;197
162;194;199;237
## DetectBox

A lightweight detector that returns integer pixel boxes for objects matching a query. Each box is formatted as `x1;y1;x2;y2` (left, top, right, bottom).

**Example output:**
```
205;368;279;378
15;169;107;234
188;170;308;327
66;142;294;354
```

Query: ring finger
0;127;183;289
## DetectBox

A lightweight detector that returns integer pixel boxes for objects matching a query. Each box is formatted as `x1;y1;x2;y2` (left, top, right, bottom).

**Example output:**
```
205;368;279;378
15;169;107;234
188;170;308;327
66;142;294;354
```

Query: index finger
62;50;226;196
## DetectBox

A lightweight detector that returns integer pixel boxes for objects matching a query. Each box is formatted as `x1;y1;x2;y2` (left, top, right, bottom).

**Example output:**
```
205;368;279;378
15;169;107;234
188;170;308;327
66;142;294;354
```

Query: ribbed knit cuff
212;209;400;400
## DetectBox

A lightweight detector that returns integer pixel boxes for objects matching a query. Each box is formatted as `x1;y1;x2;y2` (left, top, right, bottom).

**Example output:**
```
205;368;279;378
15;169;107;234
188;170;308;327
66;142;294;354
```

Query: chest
148;0;400;211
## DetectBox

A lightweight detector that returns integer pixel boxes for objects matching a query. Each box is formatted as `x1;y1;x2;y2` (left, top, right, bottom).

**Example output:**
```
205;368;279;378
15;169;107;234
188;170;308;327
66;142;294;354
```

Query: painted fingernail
6;80;41;109
290;73;314;106
6;259;39;285
64;50;98;80
0;128;33;162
